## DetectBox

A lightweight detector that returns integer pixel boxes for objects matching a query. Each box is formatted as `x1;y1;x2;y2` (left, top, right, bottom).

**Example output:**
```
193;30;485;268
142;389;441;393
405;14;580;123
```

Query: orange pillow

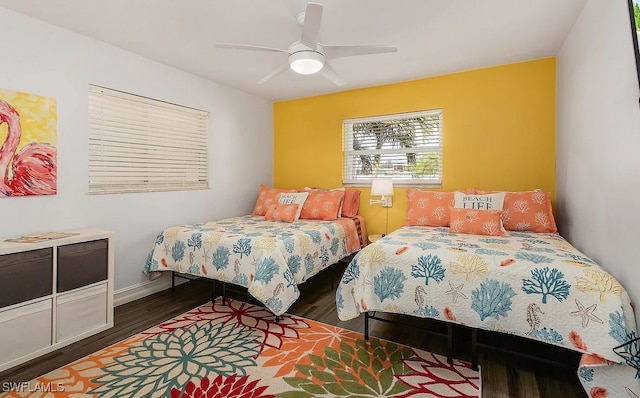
449;208;505;236
341;189;361;217
404;189;455;227
264;203;299;223
300;189;345;220
252;184;296;216
474;189;557;233
502;191;557;233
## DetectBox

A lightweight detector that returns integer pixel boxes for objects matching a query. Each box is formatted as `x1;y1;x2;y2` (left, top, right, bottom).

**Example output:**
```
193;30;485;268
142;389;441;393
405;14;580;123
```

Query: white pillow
454;191;505;211
278;192;309;221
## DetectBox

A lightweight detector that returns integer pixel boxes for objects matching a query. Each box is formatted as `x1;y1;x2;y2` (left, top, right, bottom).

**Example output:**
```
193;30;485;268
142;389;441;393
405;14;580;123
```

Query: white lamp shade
371;179;394;196
289;51;324;75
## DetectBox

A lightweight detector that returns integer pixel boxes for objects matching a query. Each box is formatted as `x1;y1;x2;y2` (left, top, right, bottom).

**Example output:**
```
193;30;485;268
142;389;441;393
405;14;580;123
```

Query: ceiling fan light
289;51;324;75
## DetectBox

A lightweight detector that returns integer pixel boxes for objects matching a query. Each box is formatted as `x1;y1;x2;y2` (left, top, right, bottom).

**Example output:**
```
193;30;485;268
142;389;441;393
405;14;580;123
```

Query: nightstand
368;234;383;244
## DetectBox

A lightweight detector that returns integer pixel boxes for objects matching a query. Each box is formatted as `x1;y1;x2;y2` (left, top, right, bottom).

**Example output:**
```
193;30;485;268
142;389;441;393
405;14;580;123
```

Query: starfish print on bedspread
570;299;604;328
445;280;467;303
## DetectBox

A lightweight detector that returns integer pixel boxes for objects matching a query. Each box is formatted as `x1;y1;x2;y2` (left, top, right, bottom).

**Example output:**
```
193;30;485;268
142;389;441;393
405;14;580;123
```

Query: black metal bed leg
447;323;453;364
364;312;370;340
211;280;216;304
221;282;227;306
275;315;281;322
471;328;478;371
171;272;176;291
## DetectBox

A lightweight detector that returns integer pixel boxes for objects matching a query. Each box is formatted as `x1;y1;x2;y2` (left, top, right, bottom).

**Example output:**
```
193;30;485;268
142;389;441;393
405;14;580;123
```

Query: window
343;109;442;186
88;85;209;194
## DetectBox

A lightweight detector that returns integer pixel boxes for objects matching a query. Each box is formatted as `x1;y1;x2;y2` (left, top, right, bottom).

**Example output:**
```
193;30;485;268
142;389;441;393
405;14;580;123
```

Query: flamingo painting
0;97;57;197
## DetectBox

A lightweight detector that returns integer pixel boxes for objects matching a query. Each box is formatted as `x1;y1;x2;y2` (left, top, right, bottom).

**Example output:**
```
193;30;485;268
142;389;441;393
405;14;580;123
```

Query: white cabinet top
0;229;114;255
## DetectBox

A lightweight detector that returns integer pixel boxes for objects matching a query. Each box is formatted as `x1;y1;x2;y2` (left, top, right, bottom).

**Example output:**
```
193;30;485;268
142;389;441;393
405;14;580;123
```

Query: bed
144;185;367;316
336;189;640;397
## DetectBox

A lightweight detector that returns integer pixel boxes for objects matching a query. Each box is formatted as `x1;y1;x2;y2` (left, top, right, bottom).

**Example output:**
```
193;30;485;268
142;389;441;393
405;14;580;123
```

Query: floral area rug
3;299;481;397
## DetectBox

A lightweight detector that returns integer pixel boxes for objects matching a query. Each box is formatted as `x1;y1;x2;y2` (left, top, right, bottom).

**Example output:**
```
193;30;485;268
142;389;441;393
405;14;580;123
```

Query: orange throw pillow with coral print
264;203;299;223
404;189;455;227
299;189;345;221
502;191;557;233
252;184;296;216
449;208;505;236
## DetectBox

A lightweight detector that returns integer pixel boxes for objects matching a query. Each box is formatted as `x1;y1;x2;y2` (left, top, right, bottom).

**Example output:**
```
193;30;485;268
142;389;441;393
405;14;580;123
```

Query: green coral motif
281;338;414;397
90;321;261;397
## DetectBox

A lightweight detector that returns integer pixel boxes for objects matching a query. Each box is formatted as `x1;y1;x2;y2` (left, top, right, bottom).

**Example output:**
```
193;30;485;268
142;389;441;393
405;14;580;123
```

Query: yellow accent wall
274;58;556;236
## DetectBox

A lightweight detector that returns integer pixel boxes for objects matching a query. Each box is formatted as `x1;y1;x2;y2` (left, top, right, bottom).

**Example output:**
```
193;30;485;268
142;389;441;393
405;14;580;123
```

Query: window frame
342;109;443;187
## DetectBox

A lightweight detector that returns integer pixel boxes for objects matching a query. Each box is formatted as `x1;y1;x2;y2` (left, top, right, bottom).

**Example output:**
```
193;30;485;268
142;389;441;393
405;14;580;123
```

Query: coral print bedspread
336;226;640;396
145;215;361;315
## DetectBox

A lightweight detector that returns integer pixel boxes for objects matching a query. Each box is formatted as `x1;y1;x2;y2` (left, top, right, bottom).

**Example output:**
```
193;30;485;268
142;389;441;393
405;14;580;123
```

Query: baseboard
114;275;174;307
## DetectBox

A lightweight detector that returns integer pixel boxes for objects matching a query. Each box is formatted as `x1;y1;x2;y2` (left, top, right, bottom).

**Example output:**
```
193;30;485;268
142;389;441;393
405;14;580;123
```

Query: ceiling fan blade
324;45;398;60
216;43;289;53
320;62;346;86
299;2;323;49
257;64;290;85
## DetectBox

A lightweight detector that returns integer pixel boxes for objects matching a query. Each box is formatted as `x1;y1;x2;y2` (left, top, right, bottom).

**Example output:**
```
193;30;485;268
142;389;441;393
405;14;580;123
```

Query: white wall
0;8;273;299
557;0;640;329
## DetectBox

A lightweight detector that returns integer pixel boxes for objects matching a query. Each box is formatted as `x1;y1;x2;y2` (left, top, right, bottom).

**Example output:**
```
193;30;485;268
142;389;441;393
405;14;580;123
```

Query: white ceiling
0;0;587;101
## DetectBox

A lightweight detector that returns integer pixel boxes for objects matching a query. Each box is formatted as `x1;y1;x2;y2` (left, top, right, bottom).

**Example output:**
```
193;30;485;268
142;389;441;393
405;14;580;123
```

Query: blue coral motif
479;238;510;245
187;263;201;275
412;242;441;251
305;231;322;244
342;260;360;285
579;367;594;382
374;266;407;302
471;279;516;321
212;246;230;271
415;306;440;317
287;255;302;276
187;233;202;250
330;238;339;256
254;257;279;284
521;267;570;304
410;255;445;285
155;233;164;245
144;253;158;273
515;252;554;264
233;238;252;259
171;241;186;262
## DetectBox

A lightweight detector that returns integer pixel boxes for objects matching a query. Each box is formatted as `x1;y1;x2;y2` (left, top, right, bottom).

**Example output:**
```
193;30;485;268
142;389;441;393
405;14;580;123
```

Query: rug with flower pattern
5;299;481;398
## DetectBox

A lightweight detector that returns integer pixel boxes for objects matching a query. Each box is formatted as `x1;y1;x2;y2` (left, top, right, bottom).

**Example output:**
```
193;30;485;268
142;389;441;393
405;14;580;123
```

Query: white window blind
88;85;209;194
343;109;442;186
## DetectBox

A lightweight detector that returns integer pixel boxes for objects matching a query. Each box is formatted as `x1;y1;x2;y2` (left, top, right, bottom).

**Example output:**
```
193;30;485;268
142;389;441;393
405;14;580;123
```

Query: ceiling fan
215;2;398;86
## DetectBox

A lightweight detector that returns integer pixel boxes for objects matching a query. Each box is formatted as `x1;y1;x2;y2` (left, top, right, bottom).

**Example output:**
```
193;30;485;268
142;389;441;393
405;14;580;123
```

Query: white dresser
0;229;114;372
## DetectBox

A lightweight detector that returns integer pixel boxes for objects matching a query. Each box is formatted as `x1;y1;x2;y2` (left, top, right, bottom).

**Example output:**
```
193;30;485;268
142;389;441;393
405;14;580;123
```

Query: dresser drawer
0;299;52;364
56;283;108;342
0;248;53;308
57;239;108;293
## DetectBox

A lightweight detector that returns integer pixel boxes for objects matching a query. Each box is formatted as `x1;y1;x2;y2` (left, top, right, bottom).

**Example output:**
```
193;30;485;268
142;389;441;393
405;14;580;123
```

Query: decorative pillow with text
252;184;296;216
278;192;309;221
453;192;506;211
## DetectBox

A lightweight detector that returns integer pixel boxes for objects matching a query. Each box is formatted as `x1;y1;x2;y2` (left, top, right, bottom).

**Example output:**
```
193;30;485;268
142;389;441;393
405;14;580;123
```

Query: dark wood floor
0;263;587;397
